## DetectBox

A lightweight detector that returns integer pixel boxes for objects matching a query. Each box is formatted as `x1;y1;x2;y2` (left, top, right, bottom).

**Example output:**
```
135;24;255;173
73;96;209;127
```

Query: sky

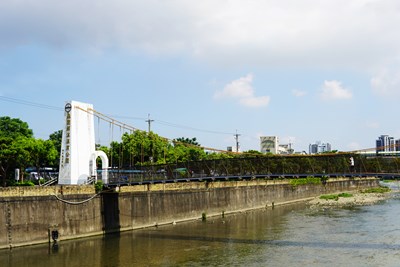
1;0;400;153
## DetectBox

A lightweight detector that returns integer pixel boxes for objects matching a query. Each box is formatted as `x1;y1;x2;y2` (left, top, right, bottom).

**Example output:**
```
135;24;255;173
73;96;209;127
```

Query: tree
168;137;206;163
27;138;58;175
0;136;19;186
0;116;33;139
174;137;200;146
119;131;170;166
0;117;35;186
49;130;62;154
48;130;62;167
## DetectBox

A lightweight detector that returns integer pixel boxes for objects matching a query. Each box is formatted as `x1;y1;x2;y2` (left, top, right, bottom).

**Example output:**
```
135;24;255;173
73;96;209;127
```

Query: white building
260;136;294;154
260;136;279;154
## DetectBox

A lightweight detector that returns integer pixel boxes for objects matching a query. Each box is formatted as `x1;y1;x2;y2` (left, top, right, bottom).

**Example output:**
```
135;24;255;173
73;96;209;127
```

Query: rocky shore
308;191;391;207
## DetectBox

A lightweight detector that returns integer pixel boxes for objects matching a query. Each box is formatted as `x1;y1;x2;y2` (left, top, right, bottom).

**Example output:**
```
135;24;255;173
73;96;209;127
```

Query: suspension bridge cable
1;96;238;149
75;105;239;154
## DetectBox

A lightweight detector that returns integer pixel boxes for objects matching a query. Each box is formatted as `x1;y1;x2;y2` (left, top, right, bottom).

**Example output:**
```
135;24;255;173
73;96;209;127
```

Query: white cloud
2;0;400;104
292;89;307;97
371;68;400;97
239;96;270;108
1;0;400;70
214;74;254;99
214;74;270;108
320;80;352;100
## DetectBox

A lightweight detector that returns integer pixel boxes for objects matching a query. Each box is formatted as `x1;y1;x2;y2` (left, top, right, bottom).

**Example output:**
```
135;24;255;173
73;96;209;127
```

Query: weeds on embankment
320;192;353;201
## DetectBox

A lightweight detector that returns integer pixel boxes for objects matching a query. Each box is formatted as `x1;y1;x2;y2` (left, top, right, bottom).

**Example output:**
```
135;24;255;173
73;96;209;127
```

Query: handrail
41;177;58;187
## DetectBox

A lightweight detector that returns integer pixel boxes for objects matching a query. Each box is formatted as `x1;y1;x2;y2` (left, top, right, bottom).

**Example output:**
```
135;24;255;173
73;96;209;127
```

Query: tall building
309;141;331;154
376;135;396;152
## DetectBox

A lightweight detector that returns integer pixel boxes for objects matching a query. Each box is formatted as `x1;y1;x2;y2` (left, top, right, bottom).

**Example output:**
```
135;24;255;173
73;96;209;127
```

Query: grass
290;176;322;187
320;192;353;201
361;187;391;194
338;192;353;198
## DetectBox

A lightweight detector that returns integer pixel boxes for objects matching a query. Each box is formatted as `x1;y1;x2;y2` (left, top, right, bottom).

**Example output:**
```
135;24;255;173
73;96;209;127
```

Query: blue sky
1;0;400;152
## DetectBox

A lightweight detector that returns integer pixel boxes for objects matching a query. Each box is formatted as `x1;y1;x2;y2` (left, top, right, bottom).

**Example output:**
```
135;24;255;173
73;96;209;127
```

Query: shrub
16;181;35;187
94;181;104;193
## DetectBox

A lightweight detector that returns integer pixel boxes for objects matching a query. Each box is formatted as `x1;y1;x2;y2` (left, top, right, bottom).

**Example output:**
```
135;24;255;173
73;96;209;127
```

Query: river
1;182;400;266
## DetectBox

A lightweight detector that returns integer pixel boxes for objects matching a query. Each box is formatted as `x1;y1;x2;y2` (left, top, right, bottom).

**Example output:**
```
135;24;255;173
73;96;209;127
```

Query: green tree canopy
0;117;59;186
49;130;62;153
0;116;33;139
174;137;200;146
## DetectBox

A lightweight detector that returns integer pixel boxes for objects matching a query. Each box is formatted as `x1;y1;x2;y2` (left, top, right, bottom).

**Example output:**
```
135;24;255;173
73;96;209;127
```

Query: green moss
290;176;321;187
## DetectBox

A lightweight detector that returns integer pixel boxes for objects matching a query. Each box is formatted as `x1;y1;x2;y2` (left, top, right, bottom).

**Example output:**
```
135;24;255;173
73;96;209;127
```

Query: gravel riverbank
308;191;391;207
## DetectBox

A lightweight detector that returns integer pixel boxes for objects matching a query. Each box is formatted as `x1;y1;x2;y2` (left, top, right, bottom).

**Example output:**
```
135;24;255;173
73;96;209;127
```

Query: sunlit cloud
292;89;307;97
371;67;400;97
214;74;270;108
319;80;352;100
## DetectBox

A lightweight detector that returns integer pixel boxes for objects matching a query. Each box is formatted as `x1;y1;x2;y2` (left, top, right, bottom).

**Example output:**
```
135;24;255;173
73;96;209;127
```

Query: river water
2;182;400;267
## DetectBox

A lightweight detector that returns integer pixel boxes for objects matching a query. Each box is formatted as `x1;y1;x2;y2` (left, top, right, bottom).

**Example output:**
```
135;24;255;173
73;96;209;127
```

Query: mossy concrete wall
0;177;379;249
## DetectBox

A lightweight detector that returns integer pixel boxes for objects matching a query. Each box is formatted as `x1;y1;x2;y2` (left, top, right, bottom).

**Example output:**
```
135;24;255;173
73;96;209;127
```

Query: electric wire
1;95;236;141
0;96;63;111
75;105;239;154
155;119;235;135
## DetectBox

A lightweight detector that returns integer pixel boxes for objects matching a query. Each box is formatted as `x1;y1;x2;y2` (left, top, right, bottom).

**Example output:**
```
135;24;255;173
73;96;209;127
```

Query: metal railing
97;153;400;185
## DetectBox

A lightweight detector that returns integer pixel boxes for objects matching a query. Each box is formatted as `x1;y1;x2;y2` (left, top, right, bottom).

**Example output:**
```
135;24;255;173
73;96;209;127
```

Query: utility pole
146;114;154;133
234;130;241;153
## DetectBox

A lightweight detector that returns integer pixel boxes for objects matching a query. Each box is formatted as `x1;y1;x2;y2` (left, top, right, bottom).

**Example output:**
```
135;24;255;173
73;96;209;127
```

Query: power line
0;95;241;149
156;119;235;135
75;106;239;154
0;96;63;111
100;113;235;136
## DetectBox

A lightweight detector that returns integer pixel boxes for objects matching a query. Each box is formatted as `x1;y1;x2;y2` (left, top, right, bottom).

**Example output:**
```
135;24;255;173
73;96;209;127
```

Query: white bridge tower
58;100;109;185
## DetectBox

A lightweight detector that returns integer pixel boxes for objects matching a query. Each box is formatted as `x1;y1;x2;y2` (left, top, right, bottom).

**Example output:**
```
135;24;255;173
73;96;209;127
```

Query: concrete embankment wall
0;177;379;249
